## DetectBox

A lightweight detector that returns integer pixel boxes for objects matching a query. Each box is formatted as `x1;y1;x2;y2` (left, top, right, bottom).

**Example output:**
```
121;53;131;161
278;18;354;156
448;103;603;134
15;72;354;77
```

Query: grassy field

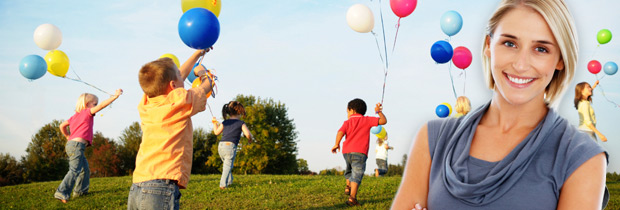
0;174;401;209
0;176;618;209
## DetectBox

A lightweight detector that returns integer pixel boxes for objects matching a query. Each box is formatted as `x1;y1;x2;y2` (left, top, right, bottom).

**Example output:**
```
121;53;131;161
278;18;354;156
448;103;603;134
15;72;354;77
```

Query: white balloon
33;24;62;50
346;4;374;33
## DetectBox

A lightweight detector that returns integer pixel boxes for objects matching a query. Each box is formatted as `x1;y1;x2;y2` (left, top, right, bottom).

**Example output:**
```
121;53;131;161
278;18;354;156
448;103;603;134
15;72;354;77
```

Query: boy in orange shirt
127;49;214;210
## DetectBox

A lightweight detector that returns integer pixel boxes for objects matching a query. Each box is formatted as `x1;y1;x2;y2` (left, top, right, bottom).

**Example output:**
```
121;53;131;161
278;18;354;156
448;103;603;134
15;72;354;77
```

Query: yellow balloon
160;53;180;68
375;126;387;139
181;0;222;17
191;71;215;98
441;102;453;116
44;50;69;77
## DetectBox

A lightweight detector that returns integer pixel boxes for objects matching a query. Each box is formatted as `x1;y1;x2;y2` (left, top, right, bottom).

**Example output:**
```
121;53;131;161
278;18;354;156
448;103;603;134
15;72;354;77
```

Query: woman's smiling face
485;6;565;106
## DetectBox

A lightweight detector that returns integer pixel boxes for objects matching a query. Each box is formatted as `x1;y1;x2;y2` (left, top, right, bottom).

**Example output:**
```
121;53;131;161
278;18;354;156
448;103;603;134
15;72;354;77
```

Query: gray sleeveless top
427;102;606;209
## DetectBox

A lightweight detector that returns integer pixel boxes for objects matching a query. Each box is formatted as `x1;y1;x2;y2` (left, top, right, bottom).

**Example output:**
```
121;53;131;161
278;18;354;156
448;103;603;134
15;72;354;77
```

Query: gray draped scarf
442;102;562;206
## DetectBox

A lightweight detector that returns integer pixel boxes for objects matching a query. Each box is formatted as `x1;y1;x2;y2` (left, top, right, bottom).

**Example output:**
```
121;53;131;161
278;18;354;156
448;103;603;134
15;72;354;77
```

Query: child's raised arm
375;103;387;125
90;89;123;114
179;49;210;80
212;117;223;135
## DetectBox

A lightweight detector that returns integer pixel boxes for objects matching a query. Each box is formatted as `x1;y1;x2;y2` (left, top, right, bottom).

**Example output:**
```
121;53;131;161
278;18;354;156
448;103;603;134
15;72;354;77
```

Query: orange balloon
191;71;215;98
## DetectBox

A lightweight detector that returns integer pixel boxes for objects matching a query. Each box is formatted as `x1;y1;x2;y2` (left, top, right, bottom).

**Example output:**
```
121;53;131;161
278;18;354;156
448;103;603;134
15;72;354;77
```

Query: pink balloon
588;60;601;74
452;46;472;69
390;0;417;18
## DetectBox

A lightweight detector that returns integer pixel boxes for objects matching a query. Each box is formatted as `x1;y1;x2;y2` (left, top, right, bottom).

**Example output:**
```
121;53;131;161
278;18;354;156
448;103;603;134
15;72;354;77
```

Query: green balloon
597;29;612;44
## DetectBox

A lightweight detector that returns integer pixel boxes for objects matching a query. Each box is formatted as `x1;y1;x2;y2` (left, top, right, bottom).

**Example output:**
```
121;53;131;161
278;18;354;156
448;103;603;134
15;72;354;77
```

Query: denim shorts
127;179;181;210
343;152;367;184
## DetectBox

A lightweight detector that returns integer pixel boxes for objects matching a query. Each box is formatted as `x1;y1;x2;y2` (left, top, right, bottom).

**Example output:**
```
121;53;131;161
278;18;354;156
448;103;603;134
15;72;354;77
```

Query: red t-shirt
338;114;379;156
68;108;95;146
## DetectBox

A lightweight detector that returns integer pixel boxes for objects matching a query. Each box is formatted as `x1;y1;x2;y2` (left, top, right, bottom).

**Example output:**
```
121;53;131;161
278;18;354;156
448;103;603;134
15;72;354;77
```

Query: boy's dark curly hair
347;98;367;115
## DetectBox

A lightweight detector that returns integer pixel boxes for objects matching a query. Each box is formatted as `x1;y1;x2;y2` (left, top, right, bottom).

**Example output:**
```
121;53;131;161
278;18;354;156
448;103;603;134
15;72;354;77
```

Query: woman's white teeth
508;75;533;84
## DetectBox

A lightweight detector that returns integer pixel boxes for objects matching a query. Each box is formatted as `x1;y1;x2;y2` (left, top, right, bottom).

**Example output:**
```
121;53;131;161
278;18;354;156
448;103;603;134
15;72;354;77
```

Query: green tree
192;127;220;174
386;154;407;176
0;153;24;186
297;158;311;174
117;122;142;175
206;95;299;174
21;120;68;182
85;132;121;177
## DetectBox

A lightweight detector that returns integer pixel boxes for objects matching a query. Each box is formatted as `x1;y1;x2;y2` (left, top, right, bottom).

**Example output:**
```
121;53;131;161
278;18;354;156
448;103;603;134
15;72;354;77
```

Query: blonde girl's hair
377;138;385;145
455;96;471;115
482;0;578;107
573;82;592;109
75;93;98;112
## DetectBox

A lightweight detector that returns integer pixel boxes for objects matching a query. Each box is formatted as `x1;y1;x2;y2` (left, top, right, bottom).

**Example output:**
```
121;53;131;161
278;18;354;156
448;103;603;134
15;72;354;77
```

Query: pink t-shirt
68;108;95;145
338;114;379;156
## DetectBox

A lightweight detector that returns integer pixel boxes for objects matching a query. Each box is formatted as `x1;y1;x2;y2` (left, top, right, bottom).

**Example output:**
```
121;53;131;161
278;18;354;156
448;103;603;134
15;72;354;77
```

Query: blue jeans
343;152;367;184
54;141;89;200
127;179;181;210
376;158;388;176
218;141;237;188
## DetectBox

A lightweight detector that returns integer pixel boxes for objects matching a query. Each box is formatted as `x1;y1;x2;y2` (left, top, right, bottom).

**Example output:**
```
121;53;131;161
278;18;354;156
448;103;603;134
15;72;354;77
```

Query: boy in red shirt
331;98;387;206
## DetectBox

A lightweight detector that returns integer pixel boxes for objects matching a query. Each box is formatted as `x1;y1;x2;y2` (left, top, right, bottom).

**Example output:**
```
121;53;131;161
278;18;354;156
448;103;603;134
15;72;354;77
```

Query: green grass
0;175;401;209
1;176;618;209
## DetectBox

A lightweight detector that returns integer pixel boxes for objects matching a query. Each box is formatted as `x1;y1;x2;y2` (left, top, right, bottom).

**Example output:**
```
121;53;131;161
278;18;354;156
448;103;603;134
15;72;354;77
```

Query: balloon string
206;102;215;118
63;76;113;96
378;0;389;70
371;31;387;73
448;61;457;100
595;82;620;108
391;18;401;55
463;70;467;96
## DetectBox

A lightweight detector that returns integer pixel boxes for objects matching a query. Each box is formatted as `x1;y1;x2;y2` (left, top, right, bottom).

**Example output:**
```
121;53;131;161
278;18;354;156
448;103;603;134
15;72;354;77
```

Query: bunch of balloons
346;0;418;106
429;11;473;118
370;125;388;139
179;0;221;50
588;29;619;108
19;23;68;80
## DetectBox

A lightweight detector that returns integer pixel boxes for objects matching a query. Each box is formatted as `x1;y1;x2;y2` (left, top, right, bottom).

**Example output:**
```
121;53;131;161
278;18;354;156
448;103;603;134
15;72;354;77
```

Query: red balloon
390;0;417;18
452;46;472;69
588;60;601;74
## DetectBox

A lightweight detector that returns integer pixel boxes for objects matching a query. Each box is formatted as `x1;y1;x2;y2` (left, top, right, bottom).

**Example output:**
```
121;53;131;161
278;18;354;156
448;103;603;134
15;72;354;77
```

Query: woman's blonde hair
455;96;471;115
75;93;98;112
482;0;578;106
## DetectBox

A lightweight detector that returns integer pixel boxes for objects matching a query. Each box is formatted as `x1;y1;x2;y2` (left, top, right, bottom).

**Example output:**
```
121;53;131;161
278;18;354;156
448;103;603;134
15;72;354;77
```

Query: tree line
0;95;307;186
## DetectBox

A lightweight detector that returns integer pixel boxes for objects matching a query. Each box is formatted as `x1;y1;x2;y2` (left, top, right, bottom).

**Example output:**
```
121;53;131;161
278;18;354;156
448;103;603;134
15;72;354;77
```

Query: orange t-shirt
133;87;206;189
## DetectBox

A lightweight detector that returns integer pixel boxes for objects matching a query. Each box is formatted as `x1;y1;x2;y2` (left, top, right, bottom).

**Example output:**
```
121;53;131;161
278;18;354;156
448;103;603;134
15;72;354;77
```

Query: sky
0;0;619;174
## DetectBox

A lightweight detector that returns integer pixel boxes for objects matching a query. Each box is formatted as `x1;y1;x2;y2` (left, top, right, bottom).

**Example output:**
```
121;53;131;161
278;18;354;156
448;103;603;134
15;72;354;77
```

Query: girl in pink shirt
54;89;122;203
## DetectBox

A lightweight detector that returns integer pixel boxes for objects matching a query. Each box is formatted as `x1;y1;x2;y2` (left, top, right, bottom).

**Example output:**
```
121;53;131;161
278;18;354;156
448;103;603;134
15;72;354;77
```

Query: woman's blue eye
503;41;515;47
535;47;548;53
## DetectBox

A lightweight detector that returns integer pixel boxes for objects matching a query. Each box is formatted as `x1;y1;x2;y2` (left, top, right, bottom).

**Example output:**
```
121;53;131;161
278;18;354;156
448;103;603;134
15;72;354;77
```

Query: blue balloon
430;40;453;64
436;104;450;118
603;61;618;76
440;11;463;37
178;8;220;50
19;55;47;80
187;64;206;83
370;125;382;134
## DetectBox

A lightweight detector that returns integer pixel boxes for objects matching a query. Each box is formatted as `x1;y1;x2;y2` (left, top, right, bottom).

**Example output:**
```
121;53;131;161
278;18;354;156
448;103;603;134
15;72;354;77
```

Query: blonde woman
392;0;607;209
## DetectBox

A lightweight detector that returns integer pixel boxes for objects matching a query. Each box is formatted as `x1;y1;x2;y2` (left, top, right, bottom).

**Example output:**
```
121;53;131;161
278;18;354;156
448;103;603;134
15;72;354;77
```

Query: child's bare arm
212;117;223;135
91;89;123;114
59;120;70;139
194;68;214;95
179;49;209;80
241;123;253;143
331;131;345;153
375;103;387;125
